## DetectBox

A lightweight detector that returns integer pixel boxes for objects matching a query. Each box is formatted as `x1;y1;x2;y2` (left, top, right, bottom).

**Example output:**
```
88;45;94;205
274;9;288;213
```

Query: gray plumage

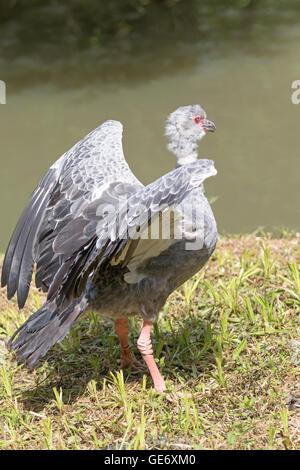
2;104;218;367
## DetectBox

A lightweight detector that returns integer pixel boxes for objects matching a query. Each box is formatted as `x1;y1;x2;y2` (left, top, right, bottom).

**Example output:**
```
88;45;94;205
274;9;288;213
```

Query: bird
1;104;217;397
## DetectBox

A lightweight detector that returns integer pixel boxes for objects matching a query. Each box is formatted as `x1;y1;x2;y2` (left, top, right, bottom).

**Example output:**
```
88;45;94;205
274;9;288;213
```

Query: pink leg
137;320;195;399
137;320;166;393
115;318;145;371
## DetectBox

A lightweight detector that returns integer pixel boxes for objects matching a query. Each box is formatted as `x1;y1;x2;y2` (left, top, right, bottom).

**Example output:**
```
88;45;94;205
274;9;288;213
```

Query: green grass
0;234;299;450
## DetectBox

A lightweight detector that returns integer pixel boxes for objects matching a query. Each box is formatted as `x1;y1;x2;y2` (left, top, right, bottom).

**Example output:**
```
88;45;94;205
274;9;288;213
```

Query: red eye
192;115;202;124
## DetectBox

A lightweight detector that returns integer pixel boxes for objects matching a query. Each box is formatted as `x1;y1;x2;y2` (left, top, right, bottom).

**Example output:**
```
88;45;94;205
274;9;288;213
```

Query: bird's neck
176;153;198;166
168;136;198;167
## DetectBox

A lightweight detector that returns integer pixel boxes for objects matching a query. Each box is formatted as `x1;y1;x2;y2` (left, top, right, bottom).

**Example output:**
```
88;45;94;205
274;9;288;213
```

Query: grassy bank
0;234;299;450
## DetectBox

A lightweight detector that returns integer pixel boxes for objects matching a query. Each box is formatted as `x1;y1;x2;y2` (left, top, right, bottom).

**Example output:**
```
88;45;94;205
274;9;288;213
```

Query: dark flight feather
8;296;87;367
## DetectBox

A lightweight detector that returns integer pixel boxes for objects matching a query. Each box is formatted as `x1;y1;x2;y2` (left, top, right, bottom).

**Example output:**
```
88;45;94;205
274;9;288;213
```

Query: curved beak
203;119;216;132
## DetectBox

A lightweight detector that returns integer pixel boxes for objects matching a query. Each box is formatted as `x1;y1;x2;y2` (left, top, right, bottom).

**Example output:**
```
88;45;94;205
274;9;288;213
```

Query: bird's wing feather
49;159;217;306
1;120;142;308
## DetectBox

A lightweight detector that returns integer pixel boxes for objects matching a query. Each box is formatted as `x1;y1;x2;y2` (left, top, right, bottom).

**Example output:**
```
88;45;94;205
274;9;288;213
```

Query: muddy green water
1;20;300;251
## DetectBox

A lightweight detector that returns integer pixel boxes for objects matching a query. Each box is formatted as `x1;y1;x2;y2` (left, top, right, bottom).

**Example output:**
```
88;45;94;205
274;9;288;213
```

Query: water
1;17;300;251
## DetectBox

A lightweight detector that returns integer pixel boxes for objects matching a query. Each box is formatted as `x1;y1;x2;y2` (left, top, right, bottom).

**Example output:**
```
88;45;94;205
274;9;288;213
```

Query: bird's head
165;104;216;165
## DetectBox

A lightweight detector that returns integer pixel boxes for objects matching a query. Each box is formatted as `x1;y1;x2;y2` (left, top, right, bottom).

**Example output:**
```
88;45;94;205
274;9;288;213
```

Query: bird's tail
8;296;88;367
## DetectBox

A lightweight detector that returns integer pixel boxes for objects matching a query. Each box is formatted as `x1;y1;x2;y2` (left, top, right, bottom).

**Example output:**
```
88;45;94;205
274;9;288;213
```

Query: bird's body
86;186;217;322
2;105;217;396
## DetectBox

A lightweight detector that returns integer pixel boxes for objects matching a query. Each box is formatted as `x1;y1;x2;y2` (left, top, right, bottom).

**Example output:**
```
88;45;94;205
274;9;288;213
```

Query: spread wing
48;159;217;307
1;120;143;308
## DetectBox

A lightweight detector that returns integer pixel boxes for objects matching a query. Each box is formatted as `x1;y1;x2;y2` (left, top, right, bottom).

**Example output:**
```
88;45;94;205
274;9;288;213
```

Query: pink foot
118;348;146;373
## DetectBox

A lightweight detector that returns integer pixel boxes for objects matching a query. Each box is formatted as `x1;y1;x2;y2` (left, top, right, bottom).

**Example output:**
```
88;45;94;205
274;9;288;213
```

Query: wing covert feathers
48;159;217;305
